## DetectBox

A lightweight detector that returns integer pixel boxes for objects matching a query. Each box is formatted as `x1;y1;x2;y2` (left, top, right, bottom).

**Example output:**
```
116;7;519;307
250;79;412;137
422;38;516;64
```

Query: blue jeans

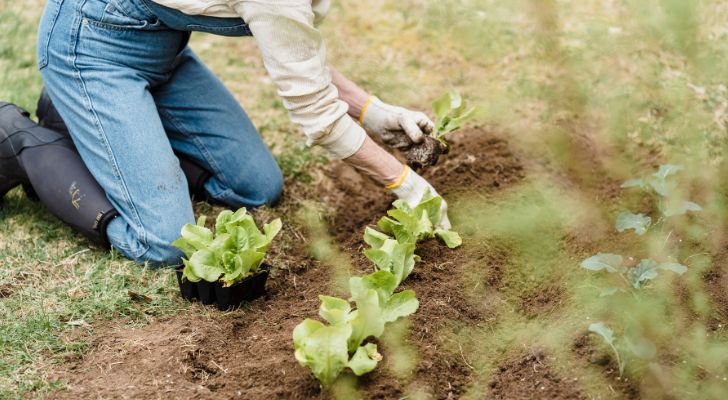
37;0;284;266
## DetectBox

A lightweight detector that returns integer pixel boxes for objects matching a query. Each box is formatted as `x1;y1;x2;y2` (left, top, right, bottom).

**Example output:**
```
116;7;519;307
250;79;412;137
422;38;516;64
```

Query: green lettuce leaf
363;227;392;249
363;239;417;286
349;271;398;307
319;296;352;325
435;228;462;249
174;208;282;286
347;288;386;352
292;319;351;387
347;343;382;376
187;249;222;283
382;290;419;322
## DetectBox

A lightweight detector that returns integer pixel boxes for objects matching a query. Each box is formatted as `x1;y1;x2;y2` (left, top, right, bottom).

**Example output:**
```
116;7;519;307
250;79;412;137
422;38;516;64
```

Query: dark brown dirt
423;129;525;194
48;129;537;399
406;136;448;170
488;350;585;400
571;334;640;399
0;283;14;298
518;282;568;319
704;261;728;330
379;130;448;170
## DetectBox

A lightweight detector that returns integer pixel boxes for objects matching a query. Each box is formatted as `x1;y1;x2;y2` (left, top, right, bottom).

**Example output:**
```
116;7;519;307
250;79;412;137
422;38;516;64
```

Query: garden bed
47;128;727;399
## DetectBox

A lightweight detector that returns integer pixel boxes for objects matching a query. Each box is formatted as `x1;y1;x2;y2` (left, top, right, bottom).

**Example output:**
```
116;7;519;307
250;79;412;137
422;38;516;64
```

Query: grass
2;0;728;398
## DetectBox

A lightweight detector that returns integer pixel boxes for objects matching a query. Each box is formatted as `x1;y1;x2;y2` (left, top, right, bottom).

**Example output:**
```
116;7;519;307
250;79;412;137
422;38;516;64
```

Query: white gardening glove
388;167;451;229
361;97;435;149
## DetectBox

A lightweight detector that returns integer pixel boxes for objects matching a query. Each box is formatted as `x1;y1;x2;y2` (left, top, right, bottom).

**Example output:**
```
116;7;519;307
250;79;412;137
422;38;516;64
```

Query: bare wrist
330;66;371;120
343;136;404;186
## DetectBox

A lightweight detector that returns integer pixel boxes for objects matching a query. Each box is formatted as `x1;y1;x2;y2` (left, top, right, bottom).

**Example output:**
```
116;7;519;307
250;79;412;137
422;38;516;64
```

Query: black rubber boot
1;102;64;199
38;87;213;201
37;87;70;135
0;102;118;247
178;156;212;201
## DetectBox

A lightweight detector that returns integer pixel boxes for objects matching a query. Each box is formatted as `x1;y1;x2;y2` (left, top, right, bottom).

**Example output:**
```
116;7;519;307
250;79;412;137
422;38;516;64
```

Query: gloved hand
388;167;451;229
361;97;435;150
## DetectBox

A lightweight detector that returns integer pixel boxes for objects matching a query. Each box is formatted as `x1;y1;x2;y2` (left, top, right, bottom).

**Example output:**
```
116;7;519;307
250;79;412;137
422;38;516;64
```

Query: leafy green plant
621;164;702;221
172;208;282;286
581;253;687;294
293;191;463;387
377;192;462;248
588;322;656;376
582;164;697;295
431;90;477;147
615;211;652;235
363;228;419;285
293;270;418;387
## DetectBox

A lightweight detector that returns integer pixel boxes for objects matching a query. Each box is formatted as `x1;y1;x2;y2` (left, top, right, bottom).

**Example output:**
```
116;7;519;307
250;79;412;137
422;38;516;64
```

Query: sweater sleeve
230;0;366;159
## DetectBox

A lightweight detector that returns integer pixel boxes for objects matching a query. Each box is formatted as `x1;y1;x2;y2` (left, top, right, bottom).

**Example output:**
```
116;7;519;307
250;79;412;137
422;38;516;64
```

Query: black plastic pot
197;281;217;305
175;267;198;301
175;264;271;310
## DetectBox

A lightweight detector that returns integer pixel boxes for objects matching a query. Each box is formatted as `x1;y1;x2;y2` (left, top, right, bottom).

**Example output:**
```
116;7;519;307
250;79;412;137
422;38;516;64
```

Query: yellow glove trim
359;96;375;124
385;166;410;189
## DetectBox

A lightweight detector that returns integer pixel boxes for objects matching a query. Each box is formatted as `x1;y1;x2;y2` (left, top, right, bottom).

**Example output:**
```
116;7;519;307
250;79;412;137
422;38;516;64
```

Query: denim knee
143;241;185;267
256;167;284;206
108;218;187;268
217;164;284;208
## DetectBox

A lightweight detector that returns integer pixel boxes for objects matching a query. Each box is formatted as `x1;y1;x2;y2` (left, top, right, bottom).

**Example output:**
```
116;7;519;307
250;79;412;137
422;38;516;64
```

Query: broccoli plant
431;90;477;148
172;208;282;286
579;165;700;379
581;253;687;296
588;322;656;376
293;270;418;387
620;164;702;229
582;165;697;295
376;192;462;249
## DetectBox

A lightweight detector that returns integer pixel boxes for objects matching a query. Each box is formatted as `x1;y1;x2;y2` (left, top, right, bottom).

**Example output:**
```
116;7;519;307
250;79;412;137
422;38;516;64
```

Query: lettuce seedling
588;322;656;376
293;270;418;387
292;319;381;387
431;90;477;147
376;192;462;249
363;232;419;286
172;208;282;286
349;271;419;327
581;253;687;293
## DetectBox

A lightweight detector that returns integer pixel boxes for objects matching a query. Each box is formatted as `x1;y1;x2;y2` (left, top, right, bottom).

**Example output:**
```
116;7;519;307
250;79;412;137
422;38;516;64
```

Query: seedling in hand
403;90;476;170
431;90;477;149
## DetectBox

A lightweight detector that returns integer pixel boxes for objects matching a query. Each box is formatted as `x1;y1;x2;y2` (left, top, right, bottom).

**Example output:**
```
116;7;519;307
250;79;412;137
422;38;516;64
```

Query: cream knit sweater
152;0;365;159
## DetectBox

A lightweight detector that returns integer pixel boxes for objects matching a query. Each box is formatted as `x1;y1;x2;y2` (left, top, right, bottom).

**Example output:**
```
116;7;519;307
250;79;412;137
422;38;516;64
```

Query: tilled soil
488;351;586;400
47;129;593;399
571;335;640;399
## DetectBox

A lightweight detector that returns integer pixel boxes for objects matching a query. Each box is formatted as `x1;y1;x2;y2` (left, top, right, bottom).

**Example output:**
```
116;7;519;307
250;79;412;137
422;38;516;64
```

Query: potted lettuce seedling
172;208;282;310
